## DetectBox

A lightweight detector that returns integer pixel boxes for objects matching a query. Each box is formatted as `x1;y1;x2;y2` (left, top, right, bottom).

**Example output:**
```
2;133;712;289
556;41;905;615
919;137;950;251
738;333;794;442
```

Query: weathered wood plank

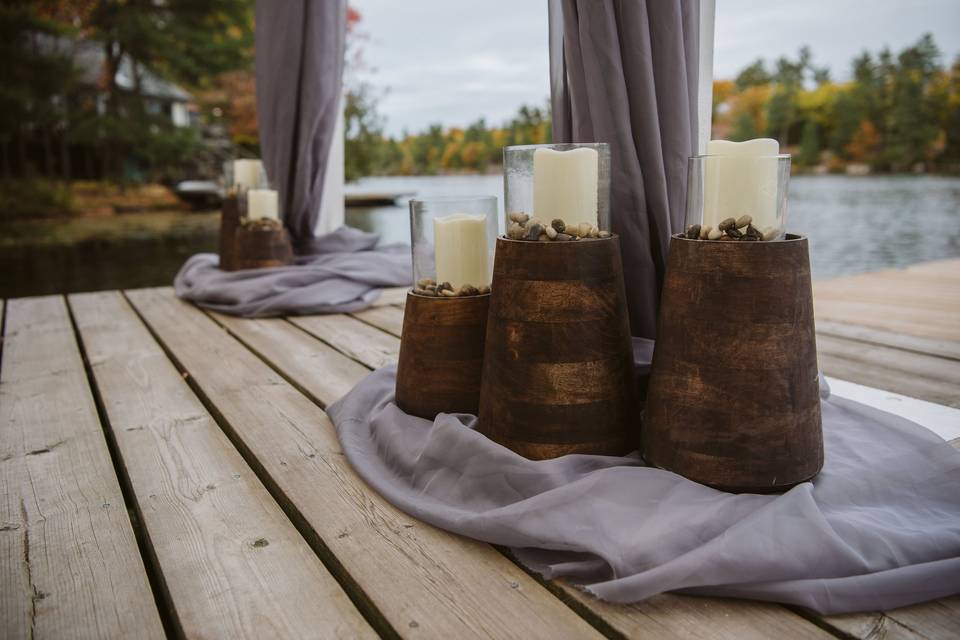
562;589;833;640
373;287;409;308
814;259;960;342
817;320;960;362
817;335;960;407
821;597;960;640
70;291;374;639
126;287;601;640
351;305;404;338
0;296;165;640
290;314;400;369
212;313;369;408
241;311;834;639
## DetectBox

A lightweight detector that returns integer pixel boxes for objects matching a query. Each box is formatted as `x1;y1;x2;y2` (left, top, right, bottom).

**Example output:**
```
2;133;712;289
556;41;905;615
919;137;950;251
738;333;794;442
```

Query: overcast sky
350;0;960;136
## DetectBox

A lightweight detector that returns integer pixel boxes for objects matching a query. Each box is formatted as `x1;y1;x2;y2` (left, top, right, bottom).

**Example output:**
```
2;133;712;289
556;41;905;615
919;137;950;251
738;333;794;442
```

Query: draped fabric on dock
174;0;411;316
328;364;960;615
549;0;699;339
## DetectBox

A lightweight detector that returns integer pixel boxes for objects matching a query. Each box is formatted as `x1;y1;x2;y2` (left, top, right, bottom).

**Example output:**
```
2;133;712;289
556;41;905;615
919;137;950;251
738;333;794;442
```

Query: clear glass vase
503;143;610;234
224;159;274;220
684;154;791;241
409;196;498;296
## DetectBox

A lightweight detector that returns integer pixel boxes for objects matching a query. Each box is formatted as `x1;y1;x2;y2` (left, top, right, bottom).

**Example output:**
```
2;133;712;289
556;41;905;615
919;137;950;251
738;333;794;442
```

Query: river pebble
502;214;609;242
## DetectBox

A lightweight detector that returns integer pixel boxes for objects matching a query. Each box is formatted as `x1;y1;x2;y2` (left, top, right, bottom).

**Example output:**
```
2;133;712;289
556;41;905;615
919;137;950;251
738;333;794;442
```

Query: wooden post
396;292;489;420
643;234;824;493
478;236;637;459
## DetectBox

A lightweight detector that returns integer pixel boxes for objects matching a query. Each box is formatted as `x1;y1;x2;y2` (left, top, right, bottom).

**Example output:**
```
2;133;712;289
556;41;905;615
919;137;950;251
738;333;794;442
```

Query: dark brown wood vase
396;292;490;420
478;236;637;459
643;234;823;493
218;195;240;271
232;224;294;270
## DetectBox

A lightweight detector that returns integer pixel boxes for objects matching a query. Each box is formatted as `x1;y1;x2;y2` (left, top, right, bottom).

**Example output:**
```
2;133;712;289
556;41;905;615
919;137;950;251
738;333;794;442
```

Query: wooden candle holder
396;292;490;420
643;234;823;493
218;195;240;271
478;236;637;459
232;222;294;271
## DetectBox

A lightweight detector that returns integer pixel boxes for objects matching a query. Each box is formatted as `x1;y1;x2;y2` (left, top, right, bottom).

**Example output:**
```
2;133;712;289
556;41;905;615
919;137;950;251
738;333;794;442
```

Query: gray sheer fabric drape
549;0;699;338
174;0;411;315
328;365;960;614
255;0;346;250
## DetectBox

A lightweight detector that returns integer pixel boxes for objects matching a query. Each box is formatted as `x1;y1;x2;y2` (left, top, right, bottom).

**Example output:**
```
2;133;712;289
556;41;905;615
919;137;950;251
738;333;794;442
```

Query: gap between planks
202;293;837;640
126;287;601;640
235;298;960;640
0;296;166;640
69;291;376;639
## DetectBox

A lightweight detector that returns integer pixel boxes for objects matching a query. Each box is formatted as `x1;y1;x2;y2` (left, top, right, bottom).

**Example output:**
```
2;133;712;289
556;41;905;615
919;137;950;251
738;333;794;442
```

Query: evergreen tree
734;59;771;91
797;120;820;166
882;34;940;170
0;4;77;179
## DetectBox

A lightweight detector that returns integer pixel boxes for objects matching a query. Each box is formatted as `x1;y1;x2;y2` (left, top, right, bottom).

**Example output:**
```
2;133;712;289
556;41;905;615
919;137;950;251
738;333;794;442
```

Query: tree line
0;1;253;185
3;0;958;192
714;34;959;172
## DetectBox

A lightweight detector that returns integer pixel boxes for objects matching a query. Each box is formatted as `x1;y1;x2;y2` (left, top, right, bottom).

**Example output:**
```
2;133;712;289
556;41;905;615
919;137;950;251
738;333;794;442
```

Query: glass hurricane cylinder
409;196;498;295
685;154;791;241
223;159;269;218
503;143;610;232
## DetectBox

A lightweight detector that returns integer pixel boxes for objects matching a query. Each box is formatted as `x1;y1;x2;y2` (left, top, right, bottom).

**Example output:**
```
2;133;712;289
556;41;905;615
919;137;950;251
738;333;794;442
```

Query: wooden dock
814;258;960;408
1;259;958;638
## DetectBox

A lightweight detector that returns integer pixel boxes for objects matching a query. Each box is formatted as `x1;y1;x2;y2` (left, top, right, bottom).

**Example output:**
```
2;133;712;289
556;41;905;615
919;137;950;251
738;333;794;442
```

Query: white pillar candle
233;159;264;189
703;139;780;232
533;147;599;228
247;188;279;221
433;213;489;289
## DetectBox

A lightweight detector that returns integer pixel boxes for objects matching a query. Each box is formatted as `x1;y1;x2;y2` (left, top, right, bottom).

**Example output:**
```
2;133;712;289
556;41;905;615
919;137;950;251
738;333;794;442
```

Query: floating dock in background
344;191;415;207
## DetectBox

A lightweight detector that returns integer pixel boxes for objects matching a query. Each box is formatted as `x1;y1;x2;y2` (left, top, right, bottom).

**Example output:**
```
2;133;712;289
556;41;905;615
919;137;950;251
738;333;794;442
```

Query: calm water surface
346;174;960;280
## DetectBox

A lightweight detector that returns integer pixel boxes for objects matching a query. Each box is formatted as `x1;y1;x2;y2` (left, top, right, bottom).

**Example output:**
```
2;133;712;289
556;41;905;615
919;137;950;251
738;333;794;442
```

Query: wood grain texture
370;287;410;309
290;313;400;369
814;258;960;342
233;226;293;270
644;235;824;492
396;293;488;419
816;320;960;362
0;296;165;640
479;236;637;459
561;587;834;639
817;335;960;408
820;596;960;640
211;312;370;408
219;293;835;640
70;291;374;639
126;287;602;640
352;304;405;337
218;195;240;271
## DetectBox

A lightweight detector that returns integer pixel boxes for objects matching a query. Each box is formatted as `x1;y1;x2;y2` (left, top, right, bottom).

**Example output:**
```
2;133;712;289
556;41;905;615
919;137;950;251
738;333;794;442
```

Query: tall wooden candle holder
478;236;637;459
233;221;294;270
218;195;240;271
396;292;490;420
643;234;823;493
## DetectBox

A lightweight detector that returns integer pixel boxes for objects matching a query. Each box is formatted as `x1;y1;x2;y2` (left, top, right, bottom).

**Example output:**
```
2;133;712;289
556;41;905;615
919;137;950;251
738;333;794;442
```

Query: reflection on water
346;174;960;280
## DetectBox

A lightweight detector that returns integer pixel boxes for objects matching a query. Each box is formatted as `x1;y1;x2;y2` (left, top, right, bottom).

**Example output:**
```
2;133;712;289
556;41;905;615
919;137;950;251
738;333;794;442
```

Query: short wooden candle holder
478;236;637;459
232;223;294;271
643;234;824;493
396;291;490;420
218;195;240;271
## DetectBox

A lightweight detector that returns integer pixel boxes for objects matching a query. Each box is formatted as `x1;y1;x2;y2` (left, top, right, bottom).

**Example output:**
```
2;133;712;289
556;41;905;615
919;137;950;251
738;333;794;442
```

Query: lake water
345;174;960;280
